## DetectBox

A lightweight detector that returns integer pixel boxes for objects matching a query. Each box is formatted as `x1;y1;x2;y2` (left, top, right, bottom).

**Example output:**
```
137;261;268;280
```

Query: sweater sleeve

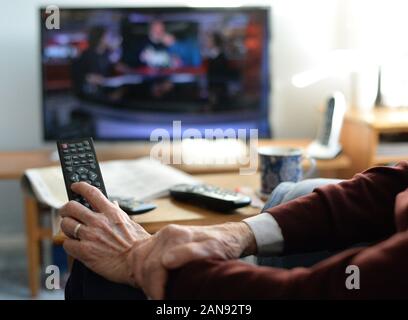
265;162;408;254
166;230;408;299
166;163;408;299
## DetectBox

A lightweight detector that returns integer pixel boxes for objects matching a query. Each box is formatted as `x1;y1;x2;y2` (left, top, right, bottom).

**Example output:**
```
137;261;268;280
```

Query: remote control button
79;154;86;159
66;167;73;172
92;181;101;187
88;172;98;181
80;174;88;180
73;161;80;166
70;148;77;153
65;161;72;166
62;149;69;154
61;143;68;149
81;160;87;164
76;167;88;174
70;174;80;182
85;146;91;151
64;156;71;161
90;164;96;169
83;141;90;145
86;153;94;158
78;148;85;152
68;143;76;148
85;180;92;185
88;159;94;163
76;143;83;147
72;155;79;160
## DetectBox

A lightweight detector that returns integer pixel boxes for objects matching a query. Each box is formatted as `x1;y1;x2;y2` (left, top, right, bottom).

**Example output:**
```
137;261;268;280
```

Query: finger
59;200;95;225
71;182;114;213
63;238;87;261
61;217;89;240
162;241;224;269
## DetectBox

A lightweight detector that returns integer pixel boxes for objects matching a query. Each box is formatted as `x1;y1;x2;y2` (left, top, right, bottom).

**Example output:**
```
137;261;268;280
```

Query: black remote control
56;137;107;210
109;196;157;215
169;184;251;212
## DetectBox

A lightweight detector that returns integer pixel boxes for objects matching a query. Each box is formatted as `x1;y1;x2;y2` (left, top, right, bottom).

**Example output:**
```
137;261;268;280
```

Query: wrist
237;222;257;256
223;222;257;257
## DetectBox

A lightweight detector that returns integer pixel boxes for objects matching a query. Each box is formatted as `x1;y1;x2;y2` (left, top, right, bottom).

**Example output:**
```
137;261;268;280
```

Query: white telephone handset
307;92;346;159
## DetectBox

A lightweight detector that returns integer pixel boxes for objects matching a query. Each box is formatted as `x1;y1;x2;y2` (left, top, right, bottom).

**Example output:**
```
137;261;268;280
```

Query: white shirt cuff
243;212;284;256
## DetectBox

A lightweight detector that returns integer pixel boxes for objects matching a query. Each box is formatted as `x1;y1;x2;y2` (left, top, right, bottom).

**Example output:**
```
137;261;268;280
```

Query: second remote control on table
170;184;252;212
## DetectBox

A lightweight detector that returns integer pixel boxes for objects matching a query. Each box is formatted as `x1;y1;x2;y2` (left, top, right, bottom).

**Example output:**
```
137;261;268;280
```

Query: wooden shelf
345;107;408;132
341;107;408;175
373;155;408;165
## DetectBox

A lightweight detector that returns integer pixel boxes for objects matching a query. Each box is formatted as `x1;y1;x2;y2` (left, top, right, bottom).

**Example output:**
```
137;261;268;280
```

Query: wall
0;0;348;236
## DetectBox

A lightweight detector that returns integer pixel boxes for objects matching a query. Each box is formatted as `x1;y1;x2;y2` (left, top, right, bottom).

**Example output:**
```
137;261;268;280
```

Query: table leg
24;195;40;297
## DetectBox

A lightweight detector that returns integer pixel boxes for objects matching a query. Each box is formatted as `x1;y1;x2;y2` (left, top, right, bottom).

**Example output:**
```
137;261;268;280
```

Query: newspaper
23;157;200;209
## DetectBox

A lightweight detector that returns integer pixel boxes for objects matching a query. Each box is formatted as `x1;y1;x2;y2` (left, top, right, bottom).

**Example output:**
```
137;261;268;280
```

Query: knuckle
61;218;71;232
108;208;122;220
88;229;102;242
63;201;77;213
86;213;99;225
86;186;100;199
162;224;185;237
90;217;104;229
100;215;111;225
94;232;104;243
60;218;67;229
99;220;112;233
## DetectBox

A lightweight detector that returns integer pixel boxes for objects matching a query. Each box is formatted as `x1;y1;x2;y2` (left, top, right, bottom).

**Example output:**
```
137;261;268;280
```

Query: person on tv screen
137;20;176;68
130;19;201;69
72;25;123;103
206;32;236;108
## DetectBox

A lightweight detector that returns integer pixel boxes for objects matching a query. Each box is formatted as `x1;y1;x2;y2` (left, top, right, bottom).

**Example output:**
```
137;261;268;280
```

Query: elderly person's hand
128;222;257;299
59;182;150;286
59;182;257;300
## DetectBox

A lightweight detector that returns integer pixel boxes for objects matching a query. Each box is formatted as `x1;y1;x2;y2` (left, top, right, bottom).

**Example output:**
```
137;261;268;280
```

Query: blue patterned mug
258;146;316;196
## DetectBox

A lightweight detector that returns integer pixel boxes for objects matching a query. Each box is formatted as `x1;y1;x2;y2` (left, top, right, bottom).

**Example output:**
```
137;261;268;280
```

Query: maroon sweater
167;161;408;299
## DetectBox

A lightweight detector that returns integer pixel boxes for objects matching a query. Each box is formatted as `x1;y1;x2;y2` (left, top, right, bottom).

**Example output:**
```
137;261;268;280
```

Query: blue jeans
259;178;342;268
262;178;342;211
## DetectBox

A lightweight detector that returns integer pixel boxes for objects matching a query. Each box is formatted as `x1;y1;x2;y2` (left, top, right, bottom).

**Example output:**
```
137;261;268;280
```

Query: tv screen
40;7;271;140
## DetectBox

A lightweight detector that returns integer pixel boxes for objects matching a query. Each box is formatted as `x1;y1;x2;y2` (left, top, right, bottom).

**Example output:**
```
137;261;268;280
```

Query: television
40;7;271;141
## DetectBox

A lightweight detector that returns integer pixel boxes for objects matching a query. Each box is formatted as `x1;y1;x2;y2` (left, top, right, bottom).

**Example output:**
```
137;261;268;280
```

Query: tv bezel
39;6;272;141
